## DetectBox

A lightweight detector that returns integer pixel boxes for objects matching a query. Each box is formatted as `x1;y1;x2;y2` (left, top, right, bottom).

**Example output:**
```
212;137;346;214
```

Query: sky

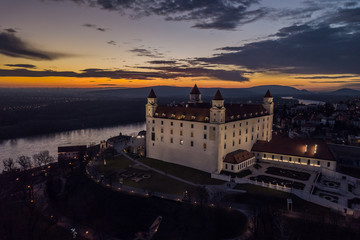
1;0;360;91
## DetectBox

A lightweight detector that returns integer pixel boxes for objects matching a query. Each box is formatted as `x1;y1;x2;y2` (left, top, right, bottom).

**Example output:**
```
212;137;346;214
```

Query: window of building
204;134;207;139
246;137;248;142
257;126;259;130
252;127;254;132
231;165;234;171
251;135;254;140
203;143;207;150
151;132;155;141
272;155;274;159
180;130;183;136
180;123;183;127
152;120;155;124
239;123;242;127
317;161;320;165
327;162;330;167
170;129;173;134
224;144;226;149
152;127;154;131
161;121;163;125
257;133;259;138
190;141;194;147
191;124;194;128
180;140;184;145
225;164;228;169
246;129;248;134
298;158;301;163
239;130;241;135
232;141;235;146
307;160;310;165
161;136;164;142
225;126;227;130
171;122;173;126
289;157;292;161
258;119;260;123
224;134;227;139
233;132;235;137
233;124;235;128
191;132;194;137
246;121;248;125
280;156;283;160
213;127;216;131
204;125;207;130
170;138;173;143
264;154;266;158
239;139;241;144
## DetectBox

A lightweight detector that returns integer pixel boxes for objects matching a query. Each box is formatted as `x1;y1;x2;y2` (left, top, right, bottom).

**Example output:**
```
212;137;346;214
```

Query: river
0;123;145;172
281;97;325;105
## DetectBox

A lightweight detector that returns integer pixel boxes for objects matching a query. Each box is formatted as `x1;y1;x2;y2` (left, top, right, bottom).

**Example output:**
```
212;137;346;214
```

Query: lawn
53;167;248;240
97;155;133;174
139;157;225;185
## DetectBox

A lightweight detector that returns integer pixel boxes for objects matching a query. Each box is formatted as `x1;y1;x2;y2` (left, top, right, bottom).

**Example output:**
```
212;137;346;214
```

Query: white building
145;85;274;173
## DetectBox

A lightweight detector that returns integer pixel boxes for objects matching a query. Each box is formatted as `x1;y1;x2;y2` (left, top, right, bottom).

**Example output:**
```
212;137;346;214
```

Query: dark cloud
4;28;16;33
295;75;358;79
197;7;360;75
0;32;69;60
147;60;177;65
61;0;266;30
107;40;116;45
97;83;118;86
82;23;107;32
5;64;36;69
130;48;164;58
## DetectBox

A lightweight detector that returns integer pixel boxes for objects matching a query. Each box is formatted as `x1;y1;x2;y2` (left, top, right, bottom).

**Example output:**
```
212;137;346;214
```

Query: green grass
98;155;133;174
139;157;225;185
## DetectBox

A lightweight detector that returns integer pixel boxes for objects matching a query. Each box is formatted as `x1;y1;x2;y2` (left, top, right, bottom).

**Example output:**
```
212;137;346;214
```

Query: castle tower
188;84;203;103
210;90;225;123
146;89;157;117
263;90;273;115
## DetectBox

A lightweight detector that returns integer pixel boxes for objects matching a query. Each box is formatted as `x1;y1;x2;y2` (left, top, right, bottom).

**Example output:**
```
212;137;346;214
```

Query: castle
145;84;274;173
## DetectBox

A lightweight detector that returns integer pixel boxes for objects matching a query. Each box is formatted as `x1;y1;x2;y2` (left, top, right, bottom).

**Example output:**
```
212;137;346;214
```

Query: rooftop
224;149;254;164
252;135;335;161
190;84;201;94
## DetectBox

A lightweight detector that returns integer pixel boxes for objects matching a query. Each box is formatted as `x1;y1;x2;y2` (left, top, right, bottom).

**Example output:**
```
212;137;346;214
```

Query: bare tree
17;155;32;170
3;158;15;172
33;151;55;167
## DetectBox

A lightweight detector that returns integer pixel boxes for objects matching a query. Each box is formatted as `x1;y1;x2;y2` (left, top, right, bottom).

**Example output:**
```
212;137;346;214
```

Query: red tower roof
148;89;157;98
264;89;272;98
213;89;224;100
190;84;201;94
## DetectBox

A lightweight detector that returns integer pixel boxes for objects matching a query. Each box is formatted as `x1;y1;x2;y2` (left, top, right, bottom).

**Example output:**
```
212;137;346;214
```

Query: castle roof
224;150;254;164
148;89;157;98
190;84;201;94
213;90;224;100
264;89;272;98
153;103;268;122
251;135;335;161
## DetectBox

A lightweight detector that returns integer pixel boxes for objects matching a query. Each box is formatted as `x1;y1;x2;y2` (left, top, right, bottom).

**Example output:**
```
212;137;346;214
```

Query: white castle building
145;85;274;173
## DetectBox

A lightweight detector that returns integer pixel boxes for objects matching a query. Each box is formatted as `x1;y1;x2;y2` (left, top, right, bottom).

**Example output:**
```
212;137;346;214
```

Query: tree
3;158;15;172
33;151;55;167
17;155;32;171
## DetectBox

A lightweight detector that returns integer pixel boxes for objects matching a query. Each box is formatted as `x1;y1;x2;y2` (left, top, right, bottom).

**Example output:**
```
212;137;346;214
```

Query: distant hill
329;88;360;96
87;85;307;99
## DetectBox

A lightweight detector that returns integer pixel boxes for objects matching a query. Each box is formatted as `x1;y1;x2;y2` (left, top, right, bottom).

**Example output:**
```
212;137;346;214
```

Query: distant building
125;131;146;156
58;145;87;162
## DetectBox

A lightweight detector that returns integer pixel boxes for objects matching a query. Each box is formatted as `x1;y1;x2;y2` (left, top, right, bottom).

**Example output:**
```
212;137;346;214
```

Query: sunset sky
1;0;360;90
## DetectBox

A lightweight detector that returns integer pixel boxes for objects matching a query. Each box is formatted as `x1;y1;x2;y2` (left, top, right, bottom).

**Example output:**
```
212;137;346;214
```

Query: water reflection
0;122;145;172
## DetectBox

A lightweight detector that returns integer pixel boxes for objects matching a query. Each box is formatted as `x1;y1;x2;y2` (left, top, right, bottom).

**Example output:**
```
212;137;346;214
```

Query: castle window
191;132;194;137
170;129;173;134
181;115;185;119
231;165;234;171
244;114;247;117
327;162;330;167
213;127;215;131
204;125;207;130
180;139;184;145
191;124;194;128
205;117;209;121
252;127;254;132
272;155;274;159
152;120;155;124
230;116;234;120
225;164;228;169
232;141;235;146
180;130;183;136
161;121;164;125
262;132;264;137
289;157;292;161
161;136;164;142
204;134;207;139
161;128;163;133
317;161;320;165
239;139;241;144
190;141;194;147
155;113;159;116
298;158;301;163
239;123;242;127
307;160;310;165
280;156;283;160
264;154;266;158
180;123;183;127
203;143;207;150
239;130;241;135
233;132;235;137
250;113;253;116
171;122;173;126
171;114;175;118
152;127;154;131
162;113;166;117
225;126;227;130
237;115;240;118
224;134;227;139
257;133;259;138
258;126;260;130
170;138;173;143
245;137;248;142
191;115;196;120
246;121;248;125
246;129;248;134
224;144;226;149
151;133;155;141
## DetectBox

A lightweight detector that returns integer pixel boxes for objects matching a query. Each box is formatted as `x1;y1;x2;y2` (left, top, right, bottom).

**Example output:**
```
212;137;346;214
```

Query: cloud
82;23;107;32
294;75;358;79
97;83;118;86
4;28;16;33
0;32;70;60
130;48;164;58
196;7;360;75
147;60;177;65
107;40;116;45
5;64;36;69
58;0;267;30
